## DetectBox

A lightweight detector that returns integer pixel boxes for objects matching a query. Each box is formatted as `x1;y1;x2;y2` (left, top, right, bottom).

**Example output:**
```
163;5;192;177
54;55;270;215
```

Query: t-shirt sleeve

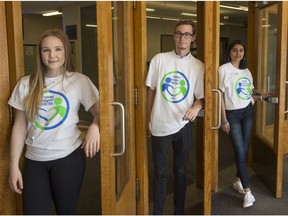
194;63;204;99
218;66;225;92
145;56;158;90
81;75;99;111
8;77;29;111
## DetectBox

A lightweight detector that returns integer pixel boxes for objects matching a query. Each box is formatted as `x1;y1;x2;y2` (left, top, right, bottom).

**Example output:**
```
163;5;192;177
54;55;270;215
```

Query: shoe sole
243;198;255;208
243;203;253;208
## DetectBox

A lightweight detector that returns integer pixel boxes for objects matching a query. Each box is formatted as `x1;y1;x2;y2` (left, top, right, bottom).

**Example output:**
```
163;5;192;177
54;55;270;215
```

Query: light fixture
42;11;62;16
162;17;179;21
147;16;161;20
180;12;197;17
220;5;248;11
146;8;155;12
86;24;97;28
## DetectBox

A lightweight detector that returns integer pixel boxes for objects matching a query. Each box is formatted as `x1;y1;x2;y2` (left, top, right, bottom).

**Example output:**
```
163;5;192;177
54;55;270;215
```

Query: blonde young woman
8;29;100;214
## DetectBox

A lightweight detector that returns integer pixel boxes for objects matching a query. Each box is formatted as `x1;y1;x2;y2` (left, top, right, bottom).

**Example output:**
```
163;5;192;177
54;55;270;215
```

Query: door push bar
111;102;126;157
197;89;222;130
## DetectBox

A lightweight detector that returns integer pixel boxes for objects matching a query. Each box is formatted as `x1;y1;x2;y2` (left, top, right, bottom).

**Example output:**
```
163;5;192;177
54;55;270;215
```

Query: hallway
147;123;288;215
150;161;288;215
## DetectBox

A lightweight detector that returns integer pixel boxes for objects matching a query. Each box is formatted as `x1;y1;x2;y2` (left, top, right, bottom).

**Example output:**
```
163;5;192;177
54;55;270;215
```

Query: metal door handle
111;102;126;157
212;89;222;130
265;75;278;104
267;75;270;93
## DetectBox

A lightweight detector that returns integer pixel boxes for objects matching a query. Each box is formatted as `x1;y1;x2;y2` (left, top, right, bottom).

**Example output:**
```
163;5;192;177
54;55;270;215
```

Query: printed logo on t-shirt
160;71;190;103
235;77;252;100
33;90;70;130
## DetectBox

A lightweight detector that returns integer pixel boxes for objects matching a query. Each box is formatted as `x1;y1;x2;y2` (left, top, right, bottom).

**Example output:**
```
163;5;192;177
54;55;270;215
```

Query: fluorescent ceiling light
220;5;248;11
86;24;97;28
162;17;179;21
42;11;62;16
146;8;155;12
147;16;161;20
180;12;197;17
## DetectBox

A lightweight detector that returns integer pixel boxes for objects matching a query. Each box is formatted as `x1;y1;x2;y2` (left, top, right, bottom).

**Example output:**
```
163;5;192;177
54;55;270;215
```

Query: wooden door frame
0;1;24;214
133;1;149;215
97;1;136;214
196;1;220;215
274;1;287;198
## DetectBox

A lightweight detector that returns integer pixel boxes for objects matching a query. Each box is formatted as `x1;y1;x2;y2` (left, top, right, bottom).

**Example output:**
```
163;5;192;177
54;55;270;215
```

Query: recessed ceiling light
162;17;179;21
146;8;155;12
42;11;62;16
220;5;248;11
86;24;97;28
147;16;161;20
180;12;197;17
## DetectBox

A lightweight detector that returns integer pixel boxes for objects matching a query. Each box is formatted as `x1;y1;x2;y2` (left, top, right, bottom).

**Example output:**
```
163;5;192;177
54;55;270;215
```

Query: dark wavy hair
224;40;247;69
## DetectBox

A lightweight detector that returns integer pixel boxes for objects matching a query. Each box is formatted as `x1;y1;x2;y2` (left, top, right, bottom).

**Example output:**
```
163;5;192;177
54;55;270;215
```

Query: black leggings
22;147;85;215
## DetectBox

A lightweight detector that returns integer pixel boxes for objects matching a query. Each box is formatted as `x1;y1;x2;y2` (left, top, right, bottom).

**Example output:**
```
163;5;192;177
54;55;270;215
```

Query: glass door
253;1;288;198
97;2;136;214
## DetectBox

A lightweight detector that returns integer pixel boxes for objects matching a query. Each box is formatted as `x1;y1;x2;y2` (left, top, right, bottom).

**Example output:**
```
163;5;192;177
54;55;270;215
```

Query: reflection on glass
112;1;130;198
256;4;278;147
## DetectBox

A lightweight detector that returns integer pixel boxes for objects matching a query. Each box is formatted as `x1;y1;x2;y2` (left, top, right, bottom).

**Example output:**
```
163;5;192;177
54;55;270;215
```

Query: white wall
23;14;63;44
147;19;176;61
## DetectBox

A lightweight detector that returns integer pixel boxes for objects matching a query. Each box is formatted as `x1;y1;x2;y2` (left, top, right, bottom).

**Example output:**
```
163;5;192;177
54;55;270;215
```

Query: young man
146;19;204;215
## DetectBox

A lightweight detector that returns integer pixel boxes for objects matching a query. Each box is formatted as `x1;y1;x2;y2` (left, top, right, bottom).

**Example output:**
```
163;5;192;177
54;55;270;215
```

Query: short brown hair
174;19;197;36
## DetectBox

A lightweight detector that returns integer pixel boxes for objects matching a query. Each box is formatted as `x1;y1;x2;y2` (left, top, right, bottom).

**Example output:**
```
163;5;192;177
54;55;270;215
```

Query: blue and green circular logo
160;71;190;103
235;77;252;100
33;90;70;130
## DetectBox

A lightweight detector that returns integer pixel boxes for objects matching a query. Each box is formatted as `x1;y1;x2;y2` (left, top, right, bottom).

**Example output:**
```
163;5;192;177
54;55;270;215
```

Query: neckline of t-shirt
228;62;246;71
173;50;191;59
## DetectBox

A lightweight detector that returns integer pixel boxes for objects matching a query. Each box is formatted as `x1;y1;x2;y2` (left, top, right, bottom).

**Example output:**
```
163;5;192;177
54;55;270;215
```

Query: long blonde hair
24;29;74;121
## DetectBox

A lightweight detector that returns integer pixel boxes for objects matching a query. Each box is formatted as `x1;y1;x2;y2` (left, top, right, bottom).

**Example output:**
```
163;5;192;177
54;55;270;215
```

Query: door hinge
136;177;140;200
9;105;14;125
134;87;138;107
133;1;136;10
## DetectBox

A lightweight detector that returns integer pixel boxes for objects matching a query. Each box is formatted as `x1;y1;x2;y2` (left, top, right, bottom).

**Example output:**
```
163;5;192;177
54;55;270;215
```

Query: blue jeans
226;103;253;189
151;123;192;215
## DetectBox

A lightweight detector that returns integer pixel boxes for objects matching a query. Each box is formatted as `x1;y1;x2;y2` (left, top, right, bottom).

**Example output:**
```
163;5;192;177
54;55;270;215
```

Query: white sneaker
233;180;245;194
243;191;255;208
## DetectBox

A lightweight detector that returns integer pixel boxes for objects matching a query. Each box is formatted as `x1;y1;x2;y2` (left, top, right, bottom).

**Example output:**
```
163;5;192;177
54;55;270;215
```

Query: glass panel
256;4;278;147
112;1;130;197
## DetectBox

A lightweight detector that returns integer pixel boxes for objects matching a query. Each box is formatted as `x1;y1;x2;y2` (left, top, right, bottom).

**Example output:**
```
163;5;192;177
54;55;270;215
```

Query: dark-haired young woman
218;40;270;208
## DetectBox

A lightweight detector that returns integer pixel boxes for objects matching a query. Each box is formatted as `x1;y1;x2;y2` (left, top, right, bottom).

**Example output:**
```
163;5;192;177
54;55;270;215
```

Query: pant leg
226;104;253;189
172;123;192;215
50;147;86;215
151;135;171;215
22;158;53;215
240;104;253;188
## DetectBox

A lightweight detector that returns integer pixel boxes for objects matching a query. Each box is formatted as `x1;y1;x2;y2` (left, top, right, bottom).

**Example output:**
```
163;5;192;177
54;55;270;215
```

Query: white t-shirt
8;72;99;161
218;62;254;110
146;51;204;136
